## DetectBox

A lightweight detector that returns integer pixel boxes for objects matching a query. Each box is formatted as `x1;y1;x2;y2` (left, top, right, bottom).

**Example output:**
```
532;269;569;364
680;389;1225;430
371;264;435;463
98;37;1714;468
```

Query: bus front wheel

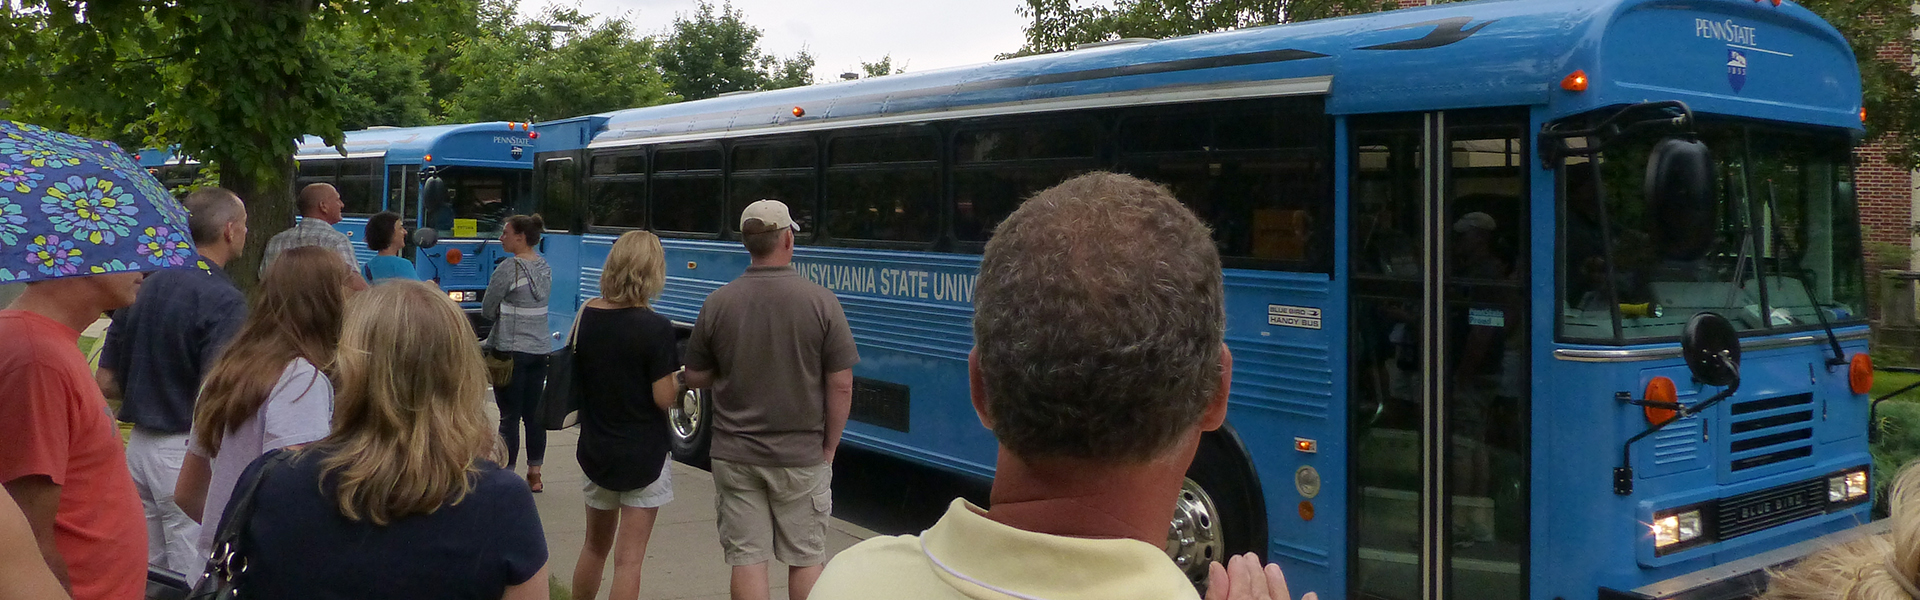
669;384;712;470
1169;434;1267;590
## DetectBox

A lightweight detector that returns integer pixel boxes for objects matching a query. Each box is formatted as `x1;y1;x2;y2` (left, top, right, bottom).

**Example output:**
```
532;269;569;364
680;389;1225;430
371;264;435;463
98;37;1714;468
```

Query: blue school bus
133;147;201;196
291;123;535;322
509;0;1878;597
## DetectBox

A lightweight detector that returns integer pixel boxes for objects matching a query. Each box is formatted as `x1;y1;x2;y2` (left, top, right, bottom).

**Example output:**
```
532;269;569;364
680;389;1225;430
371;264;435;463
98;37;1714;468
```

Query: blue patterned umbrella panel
0;121;195;283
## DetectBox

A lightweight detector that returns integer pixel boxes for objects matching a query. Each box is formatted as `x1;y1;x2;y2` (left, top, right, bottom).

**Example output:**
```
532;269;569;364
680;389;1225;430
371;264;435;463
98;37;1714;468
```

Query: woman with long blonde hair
570;231;680;600
233;281;549;600
1761;462;1920;600
175;246;350;559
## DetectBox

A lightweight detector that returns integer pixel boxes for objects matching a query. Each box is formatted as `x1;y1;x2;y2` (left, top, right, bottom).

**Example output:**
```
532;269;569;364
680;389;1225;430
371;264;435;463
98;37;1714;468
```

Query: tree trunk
220;151;295;293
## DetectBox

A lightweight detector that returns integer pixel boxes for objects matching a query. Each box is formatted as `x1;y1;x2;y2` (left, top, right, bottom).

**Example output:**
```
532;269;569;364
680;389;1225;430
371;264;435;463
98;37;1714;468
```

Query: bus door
1348;110;1529;600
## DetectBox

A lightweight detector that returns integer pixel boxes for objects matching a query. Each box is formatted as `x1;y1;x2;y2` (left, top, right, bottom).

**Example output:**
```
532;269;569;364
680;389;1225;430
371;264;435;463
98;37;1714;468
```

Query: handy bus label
1268;304;1322;330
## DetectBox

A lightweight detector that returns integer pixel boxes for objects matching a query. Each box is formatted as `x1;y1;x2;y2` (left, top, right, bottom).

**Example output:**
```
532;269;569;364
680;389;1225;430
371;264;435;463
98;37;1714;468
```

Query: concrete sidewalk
502;414;878;600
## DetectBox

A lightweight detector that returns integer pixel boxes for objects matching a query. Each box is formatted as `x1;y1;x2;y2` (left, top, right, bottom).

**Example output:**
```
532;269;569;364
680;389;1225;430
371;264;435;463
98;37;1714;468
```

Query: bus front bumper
1599;519;1888;600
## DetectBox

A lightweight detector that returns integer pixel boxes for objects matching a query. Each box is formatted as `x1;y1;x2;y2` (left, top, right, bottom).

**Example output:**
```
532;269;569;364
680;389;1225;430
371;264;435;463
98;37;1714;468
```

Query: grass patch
1874;369;1920;400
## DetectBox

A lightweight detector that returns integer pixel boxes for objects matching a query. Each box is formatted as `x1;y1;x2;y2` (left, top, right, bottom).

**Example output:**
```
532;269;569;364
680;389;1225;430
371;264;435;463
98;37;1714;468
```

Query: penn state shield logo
1727;49;1748;93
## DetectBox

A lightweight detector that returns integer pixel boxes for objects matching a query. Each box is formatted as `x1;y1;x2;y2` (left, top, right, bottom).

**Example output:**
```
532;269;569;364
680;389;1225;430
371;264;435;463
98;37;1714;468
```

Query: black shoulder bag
542;298;594;430
188;448;294;600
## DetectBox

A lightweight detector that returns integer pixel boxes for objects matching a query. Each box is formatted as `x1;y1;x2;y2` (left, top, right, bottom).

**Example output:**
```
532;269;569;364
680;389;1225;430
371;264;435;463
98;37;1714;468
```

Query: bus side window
825;129;940;244
952;120;1101;243
728;139;817;236
652;146;723;236
588;151;646;230
1114;97;1333;271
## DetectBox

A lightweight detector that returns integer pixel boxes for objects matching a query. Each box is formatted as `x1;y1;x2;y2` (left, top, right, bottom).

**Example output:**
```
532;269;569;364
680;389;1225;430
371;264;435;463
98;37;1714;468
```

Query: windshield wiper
1764;180;1848;367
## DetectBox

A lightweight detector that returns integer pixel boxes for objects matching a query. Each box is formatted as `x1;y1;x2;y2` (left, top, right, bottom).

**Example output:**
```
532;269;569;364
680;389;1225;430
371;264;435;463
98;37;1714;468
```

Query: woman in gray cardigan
483;213;554;492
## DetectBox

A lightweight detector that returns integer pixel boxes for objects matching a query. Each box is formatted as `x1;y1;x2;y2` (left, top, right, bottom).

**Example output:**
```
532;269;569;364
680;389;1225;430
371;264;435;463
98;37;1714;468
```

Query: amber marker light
445;248;464;265
423;154;433;162
1644;376;1679;424
1851;354;1874;395
1561;70;1590;92
1298;501;1315;521
792;106;806;118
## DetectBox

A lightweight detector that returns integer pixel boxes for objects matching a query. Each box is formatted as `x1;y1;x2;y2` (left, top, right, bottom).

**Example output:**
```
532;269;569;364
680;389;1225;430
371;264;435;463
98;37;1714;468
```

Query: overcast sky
532;0;1033;81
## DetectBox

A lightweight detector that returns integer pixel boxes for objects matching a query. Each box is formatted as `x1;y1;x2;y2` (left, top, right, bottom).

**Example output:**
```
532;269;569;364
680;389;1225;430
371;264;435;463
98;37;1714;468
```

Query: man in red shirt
1;270;149;600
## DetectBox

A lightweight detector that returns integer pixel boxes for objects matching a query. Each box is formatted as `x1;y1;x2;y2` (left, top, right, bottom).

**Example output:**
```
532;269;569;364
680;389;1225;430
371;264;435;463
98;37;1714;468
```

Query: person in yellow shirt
810;172;1313;600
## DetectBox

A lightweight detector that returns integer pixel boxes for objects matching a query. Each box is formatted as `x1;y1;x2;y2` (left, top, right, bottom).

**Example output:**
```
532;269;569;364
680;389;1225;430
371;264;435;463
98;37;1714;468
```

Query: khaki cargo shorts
711;458;833;566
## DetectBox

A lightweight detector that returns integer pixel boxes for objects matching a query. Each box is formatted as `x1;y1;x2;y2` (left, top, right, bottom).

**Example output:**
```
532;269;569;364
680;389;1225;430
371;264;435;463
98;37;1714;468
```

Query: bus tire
669;384;713;471
1171;432;1268;590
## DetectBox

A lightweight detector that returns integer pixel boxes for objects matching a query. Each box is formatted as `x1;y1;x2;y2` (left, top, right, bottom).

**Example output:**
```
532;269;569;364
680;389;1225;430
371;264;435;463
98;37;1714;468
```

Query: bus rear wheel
1168;436;1266;590
669;384;712;470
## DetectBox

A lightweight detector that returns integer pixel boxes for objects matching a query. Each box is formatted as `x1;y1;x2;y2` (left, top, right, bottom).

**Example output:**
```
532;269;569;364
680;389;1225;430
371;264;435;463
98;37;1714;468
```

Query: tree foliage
861;55;906;78
441;0;671;123
0;0;463;286
658;1;817;100
1799;0;1920;169
1010;0;1394;57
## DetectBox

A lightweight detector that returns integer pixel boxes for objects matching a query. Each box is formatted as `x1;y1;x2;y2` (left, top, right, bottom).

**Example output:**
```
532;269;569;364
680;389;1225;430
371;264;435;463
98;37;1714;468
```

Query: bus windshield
423;166;533;238
1560;122;1866;343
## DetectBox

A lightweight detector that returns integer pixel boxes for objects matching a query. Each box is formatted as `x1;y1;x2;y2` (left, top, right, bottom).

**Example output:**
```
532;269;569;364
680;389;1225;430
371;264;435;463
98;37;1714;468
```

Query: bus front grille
452;260;481;280
1727;393;1815;473
1715;477;1828;540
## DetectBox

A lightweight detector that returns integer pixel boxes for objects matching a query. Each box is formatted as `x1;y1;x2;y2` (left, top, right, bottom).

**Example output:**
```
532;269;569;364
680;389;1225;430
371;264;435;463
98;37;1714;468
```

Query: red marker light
1561;70;1589;92
529;131;539;140
133;154;141;160
792;107;805;118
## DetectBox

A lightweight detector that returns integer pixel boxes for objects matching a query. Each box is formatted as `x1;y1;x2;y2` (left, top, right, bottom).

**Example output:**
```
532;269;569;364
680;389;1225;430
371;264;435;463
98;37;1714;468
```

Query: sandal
527;471;543;493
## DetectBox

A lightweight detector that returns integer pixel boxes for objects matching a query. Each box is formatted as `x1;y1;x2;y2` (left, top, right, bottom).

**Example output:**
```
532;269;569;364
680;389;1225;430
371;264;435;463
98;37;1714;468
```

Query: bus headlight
449;290;480;303
1653;510;1703;550
1830;470;1869;503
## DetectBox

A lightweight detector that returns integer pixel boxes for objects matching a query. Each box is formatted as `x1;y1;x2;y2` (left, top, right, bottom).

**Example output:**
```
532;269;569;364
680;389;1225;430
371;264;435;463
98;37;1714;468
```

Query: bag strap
566;297;596;350
204;449;294;581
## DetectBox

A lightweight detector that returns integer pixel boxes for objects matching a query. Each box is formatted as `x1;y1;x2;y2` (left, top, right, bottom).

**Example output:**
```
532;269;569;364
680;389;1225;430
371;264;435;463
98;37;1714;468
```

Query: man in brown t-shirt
685;199;859;600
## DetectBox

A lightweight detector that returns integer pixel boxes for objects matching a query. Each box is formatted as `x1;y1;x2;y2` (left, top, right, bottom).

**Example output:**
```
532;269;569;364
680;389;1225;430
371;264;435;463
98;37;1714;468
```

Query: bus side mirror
423;175;448;205
1681;312;1741;387
1645;138;1716;261
414;227;439;249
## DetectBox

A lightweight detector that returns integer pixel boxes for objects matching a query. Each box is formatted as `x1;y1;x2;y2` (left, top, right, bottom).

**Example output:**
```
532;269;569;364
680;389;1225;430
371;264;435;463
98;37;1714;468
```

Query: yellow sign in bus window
452;219;477;238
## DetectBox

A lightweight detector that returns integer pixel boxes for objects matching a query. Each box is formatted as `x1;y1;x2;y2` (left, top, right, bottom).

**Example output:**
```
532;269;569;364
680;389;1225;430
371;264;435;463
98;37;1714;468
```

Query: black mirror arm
1869;372;1920;444
1615;354;1740;495
1538;101;1697;168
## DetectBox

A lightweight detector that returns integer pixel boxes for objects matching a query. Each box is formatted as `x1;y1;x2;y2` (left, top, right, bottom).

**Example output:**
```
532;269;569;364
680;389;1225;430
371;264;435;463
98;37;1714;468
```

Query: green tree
1009;0;1393;57
319;21;435;131
861;55;905;78
1799;0;1920;169
659;1;769;100
441;0;672;123
762;49;818;90
0;0;461;287
658;1;818;100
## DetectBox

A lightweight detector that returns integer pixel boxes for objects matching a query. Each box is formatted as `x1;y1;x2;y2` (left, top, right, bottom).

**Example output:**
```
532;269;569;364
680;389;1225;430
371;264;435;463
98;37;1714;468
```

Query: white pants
127;428;202;575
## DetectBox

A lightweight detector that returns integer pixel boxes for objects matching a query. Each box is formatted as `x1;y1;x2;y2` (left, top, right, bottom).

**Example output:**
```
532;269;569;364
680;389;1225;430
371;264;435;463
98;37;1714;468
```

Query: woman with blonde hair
570;231;680;600
176;246;351;560
232;281;549;599
1761;462;1920;600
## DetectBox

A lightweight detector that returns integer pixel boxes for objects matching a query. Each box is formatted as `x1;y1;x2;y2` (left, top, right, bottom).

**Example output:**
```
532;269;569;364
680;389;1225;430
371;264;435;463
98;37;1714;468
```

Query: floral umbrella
0;121;195;284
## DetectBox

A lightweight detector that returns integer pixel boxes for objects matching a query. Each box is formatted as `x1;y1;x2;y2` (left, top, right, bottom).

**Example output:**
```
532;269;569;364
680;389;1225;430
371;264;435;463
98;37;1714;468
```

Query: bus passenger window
952;121;1100;243
652;146;723;236
728;140;816;234
825;131;939;244
1114;98;1332;270
589;151;646;229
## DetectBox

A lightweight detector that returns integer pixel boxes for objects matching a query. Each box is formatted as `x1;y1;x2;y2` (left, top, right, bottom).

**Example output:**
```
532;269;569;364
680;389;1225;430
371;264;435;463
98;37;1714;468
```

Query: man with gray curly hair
812;172;1310;600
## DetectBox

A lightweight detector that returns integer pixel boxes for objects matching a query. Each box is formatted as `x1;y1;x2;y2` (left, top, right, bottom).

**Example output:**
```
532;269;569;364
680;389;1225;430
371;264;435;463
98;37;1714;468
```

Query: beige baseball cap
740;199;801;233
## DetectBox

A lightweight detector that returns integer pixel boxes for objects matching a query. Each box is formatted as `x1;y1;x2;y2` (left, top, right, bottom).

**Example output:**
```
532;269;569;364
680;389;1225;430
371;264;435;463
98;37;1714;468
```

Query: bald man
260;183;358;279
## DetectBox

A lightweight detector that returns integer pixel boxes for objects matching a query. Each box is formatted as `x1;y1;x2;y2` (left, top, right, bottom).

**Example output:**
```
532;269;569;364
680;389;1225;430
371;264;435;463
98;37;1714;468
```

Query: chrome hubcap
670;388;702;440
1166;477;1224;584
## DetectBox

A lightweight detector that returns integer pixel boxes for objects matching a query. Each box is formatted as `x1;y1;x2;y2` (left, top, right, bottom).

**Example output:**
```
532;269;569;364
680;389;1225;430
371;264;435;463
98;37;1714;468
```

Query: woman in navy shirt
235;281;548;600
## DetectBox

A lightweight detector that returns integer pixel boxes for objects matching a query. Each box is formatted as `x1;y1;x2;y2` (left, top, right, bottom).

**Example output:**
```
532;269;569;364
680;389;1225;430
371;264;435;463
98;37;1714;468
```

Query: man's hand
1204;553;1316;600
